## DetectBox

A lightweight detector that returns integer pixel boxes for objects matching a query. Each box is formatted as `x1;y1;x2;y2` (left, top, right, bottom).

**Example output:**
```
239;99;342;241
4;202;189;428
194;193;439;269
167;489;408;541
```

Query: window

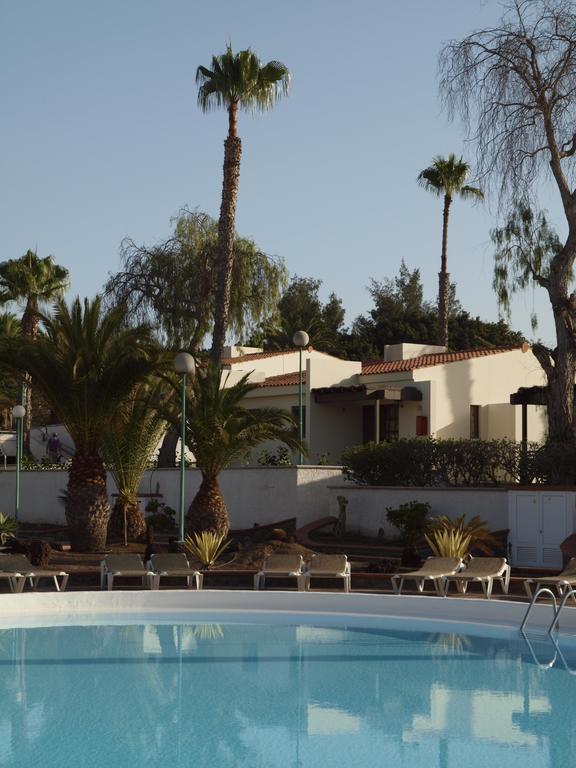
416;415;428;436
362;404;399;442
291;405;306;438
470;405;480;439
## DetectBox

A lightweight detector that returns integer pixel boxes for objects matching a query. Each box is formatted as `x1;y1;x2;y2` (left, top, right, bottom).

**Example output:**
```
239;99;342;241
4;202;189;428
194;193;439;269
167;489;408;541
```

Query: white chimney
383;343;447;361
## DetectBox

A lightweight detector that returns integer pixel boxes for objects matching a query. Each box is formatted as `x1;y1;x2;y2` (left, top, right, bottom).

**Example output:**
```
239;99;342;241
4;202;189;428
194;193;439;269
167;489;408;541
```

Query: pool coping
0;589;574;634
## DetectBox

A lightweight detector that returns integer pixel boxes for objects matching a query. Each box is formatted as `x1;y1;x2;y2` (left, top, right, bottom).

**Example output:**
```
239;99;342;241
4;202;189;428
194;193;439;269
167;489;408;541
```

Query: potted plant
0;513;17;549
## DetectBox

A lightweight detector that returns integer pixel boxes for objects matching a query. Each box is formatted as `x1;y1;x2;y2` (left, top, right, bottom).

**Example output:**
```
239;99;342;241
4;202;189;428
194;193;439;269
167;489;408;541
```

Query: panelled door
508;492;574;568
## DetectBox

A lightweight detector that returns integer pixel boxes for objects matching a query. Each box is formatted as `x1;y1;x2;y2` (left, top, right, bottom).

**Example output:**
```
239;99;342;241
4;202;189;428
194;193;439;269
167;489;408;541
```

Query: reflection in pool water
0;620;575;768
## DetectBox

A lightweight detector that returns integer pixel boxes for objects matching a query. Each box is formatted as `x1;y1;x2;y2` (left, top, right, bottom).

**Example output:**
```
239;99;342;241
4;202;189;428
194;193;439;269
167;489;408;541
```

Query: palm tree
0;297;162;551
181;364;302;535
0;251;69;452
196;46;290;363
417;155;483;347
102;381;168;543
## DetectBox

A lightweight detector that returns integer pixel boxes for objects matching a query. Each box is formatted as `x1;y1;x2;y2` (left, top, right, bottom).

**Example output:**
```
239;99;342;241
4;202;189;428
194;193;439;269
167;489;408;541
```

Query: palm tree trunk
210;103;242;364
108;497;146;543
437;194;452;347
157;426;179;468
186;473;229;536
65;449;110;551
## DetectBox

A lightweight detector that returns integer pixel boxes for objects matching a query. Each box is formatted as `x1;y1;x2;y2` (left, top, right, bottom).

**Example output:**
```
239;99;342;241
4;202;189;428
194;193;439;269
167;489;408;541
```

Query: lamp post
292;331;309;465
174;352;195;543
12;404;26;525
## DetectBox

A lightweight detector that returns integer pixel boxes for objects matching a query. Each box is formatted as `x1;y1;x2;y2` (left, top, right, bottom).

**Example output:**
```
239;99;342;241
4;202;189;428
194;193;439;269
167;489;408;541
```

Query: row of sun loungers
3;551;576;599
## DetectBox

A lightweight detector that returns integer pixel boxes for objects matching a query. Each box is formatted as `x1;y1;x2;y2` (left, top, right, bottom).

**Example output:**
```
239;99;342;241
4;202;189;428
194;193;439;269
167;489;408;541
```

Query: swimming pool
1;599;575;768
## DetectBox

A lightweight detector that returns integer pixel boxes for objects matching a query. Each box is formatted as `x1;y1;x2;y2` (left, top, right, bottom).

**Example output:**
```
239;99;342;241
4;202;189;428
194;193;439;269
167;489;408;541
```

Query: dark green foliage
530;439;576;485
256;446;292;466
342;438;524;487
247;276;346;355
346;262;524;359
386;501;431;545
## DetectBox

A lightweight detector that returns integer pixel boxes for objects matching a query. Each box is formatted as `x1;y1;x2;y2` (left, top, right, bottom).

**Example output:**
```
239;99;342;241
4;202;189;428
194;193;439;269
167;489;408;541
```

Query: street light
292;331;309;465
174;352;195;543
12;404;26;525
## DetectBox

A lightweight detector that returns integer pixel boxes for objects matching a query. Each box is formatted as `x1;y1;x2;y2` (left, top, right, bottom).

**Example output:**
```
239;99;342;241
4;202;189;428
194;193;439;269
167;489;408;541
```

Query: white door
508;492;574;568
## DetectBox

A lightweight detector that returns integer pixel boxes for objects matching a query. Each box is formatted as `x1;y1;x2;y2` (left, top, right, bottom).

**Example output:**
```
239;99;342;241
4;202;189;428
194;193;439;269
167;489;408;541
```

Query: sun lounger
0;554;69;592
253;554;305;591
524;558;576;599
302;554;351;593
147;553;203;590
391;557;463;596
0;570;26;593
100;554;156;591
443;556;510;598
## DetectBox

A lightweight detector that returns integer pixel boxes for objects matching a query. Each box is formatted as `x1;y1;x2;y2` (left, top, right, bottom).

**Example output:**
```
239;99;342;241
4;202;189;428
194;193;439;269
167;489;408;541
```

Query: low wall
9;466;344;529
328;485;509;536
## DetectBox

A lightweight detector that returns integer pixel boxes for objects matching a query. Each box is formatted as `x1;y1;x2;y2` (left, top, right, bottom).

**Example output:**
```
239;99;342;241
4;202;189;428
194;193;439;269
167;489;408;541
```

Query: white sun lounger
302;554;351;593
444;556;511;598
0;554;69;592
254;554;305;591
391;557;463;596
100;554;156;590
147;553;203;590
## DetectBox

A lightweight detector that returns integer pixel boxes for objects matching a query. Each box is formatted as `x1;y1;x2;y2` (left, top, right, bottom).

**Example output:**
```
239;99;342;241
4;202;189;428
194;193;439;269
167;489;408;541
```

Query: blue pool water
0;615;575;768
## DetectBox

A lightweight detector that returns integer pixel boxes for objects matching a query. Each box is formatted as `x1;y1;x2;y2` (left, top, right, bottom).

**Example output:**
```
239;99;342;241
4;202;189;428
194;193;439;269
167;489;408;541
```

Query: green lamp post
292;330;309;465
12;404;26;525
174;352;196;543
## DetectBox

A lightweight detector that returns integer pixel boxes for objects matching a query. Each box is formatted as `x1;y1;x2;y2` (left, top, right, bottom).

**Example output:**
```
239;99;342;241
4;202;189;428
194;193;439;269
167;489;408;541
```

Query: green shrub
386;501;431;545
342;438;524;487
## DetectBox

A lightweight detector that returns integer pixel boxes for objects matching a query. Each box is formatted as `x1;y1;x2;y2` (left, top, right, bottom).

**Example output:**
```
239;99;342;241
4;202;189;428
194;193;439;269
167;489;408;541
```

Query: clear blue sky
0;0;564;346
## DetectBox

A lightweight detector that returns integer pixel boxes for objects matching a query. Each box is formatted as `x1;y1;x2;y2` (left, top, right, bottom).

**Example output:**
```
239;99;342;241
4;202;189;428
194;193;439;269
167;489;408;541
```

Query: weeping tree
0;297;162;550
105;210;287;351
196;46;290;362
440;0;576;446
178;364;303;535
102;381;169;542
106;210;287;467
417;155;483;347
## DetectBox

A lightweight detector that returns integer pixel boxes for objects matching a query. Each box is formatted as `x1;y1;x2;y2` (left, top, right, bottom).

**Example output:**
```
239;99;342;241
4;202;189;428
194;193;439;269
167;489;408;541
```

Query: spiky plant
184;530;231;570
0;513;16;545
176;363;303;535
102;381;169;543
425;527;472;558
0;297;162;551
428;514;499;556
417;155;483;347
196;45;290;361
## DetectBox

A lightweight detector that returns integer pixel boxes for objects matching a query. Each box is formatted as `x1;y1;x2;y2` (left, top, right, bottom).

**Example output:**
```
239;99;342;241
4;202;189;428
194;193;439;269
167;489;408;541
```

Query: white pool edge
0;589;574;634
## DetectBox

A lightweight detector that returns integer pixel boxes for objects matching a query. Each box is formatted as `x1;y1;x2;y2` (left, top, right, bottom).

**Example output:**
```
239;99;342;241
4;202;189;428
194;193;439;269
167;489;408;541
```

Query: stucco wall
10;466;344;528
328;485;509;536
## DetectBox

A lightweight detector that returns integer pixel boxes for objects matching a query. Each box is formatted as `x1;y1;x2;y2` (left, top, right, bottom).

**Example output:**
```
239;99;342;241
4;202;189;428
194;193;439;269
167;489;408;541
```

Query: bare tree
440;0;576;442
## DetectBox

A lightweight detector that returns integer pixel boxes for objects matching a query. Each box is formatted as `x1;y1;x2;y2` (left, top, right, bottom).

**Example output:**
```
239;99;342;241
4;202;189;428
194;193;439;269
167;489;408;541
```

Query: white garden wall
328;485;509;536
8;466;343;529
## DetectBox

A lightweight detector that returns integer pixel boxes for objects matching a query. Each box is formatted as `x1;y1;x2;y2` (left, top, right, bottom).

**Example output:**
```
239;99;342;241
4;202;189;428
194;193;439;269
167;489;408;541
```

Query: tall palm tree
102;381;169;543
180;364;302;535
417;155;483;347
196;45;290;363
0;251;69;452
0;297;162;551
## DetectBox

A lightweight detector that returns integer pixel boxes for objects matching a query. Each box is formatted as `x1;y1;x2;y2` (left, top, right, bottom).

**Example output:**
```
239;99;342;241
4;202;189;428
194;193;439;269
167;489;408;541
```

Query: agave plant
0;513;16;545
428;514;499;555
184;530;231;570
425;527;472;558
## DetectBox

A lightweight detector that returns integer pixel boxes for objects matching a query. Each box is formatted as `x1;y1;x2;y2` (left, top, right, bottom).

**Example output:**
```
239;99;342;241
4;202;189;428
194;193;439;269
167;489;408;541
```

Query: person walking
46;432;61;463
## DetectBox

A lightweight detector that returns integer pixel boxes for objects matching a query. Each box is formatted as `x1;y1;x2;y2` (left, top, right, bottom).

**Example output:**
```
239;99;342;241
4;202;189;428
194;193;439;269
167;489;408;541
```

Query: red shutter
416;415;428;436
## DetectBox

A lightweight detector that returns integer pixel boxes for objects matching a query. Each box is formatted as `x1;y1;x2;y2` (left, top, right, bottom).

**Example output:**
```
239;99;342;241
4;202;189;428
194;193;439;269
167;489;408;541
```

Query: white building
221;343;548;464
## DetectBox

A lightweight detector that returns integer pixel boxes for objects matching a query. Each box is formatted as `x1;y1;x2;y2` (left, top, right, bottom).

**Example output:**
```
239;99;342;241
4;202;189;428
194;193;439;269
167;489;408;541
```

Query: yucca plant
102;380;169;543
428;514;499;555
0;513;16;545
184;530;231;570
425;527;472;558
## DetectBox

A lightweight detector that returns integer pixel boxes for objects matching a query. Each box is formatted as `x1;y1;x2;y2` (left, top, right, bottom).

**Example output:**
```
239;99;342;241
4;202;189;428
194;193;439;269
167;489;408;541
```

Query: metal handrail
520;629;557;670
520;586;558;633
548;588;576;635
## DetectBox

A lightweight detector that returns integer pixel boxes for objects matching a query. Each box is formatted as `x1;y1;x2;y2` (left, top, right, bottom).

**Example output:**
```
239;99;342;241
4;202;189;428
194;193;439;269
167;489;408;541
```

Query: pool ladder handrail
520;586;558;633
546;588;576;635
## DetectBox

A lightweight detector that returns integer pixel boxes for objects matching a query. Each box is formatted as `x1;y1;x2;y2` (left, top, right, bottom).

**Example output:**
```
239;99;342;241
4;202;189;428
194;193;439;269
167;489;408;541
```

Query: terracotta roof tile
254;346;526;387
256;372;304;388
361;346;524;375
